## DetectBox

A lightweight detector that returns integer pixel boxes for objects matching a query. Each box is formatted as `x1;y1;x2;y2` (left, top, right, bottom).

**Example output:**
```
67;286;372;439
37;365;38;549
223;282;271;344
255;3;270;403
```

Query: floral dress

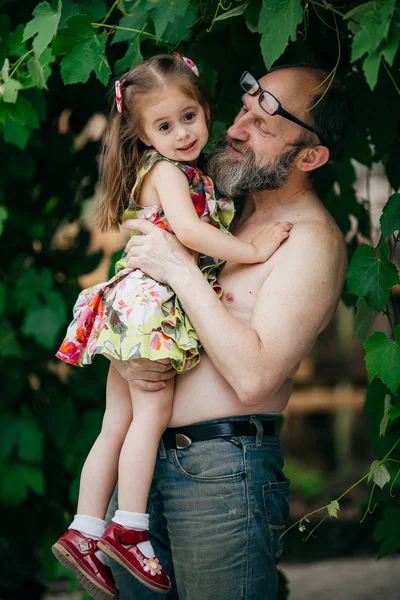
56;149;235;373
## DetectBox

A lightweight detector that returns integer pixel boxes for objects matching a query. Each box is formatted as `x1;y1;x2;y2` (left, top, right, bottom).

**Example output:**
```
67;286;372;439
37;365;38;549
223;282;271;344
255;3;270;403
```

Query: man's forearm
170;264;273;404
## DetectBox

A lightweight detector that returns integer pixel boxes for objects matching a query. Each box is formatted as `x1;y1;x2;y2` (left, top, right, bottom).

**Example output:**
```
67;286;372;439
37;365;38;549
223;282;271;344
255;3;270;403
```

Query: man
107;66;350;599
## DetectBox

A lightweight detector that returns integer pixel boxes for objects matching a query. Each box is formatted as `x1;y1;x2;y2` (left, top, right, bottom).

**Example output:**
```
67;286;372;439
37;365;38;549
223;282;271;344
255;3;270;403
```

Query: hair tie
115;80;123;113
173;52;199;77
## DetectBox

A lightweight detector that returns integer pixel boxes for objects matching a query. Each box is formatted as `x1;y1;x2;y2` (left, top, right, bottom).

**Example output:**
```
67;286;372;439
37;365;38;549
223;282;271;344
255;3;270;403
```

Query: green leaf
60;0;108;26
353;297;375;342
245;0;261;33
22;302;65;349
380;193;400;238
382;13;400;66
344;1;376;35
17;414;44;462
52;15;111;85
0;413;20;457
17;465;45;495
364;327;400;394
3;118;30;148
389;395;400;421
23;0;62;57
13;267;55;309
47;289;67;325
197;62;218;97
8;24;28;57
350;0;397;90
327;499;339;518
1;57;9;80
1;77;22;103
8;96;40;129
0;204;8;236
259;0;303;69
346;243;399;311
111;10;148;45
352;0;396;61
27;47;55;90
362;47;382;91
374;507;400;558
379;394;391;437
162;5;197;45
115;38;143;74
368;460;390;488
0;462;45;504
77;0;108;21
215;3;248;22
0;319;23;358
150;0;188;39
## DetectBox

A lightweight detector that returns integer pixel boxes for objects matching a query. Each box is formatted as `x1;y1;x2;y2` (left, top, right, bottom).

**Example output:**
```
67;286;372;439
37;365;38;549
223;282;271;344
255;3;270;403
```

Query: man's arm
123;220;347;404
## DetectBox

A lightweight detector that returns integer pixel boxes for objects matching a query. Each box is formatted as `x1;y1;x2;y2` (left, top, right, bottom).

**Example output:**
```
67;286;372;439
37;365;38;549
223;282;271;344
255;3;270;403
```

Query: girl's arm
149;160;291;264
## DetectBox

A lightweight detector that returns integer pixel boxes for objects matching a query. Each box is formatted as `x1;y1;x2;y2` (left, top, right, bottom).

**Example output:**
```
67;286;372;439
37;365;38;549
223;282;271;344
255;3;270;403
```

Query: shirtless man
107;66;350;599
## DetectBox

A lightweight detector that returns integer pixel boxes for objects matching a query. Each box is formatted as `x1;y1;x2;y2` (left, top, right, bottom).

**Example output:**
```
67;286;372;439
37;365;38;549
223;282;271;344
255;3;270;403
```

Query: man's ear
296;145;330;172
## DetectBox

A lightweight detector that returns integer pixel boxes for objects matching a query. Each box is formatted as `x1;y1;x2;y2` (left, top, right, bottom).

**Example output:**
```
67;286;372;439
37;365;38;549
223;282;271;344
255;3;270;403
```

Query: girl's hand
122;219;197;285
251;221;293;262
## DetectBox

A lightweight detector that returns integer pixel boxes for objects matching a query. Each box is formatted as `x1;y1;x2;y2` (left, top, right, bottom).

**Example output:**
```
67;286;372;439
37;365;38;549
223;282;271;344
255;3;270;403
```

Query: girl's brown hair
96;54;210;231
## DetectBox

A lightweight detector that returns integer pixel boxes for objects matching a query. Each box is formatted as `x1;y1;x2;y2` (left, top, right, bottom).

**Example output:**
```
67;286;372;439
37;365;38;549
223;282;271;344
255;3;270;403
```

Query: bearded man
106;65;350;599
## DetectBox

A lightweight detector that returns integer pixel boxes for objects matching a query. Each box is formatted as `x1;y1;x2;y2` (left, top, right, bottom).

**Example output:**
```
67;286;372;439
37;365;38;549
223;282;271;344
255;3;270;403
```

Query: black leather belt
162;419;276;449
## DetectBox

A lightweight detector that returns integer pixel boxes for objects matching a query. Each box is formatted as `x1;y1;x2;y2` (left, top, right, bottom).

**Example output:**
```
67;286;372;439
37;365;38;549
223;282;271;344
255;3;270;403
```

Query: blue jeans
106;415;290;600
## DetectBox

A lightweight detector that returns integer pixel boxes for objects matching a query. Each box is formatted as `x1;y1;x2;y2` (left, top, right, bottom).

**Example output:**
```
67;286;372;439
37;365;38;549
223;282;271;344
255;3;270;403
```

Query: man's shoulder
290;210;345;249
273;216;347;274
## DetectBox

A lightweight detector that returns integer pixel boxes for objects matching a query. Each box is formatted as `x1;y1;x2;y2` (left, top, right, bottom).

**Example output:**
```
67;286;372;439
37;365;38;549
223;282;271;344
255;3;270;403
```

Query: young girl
52;54;292;599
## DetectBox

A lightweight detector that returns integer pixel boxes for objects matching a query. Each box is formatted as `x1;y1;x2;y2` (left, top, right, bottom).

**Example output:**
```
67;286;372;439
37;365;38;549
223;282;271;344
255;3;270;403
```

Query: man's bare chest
218;259;274;323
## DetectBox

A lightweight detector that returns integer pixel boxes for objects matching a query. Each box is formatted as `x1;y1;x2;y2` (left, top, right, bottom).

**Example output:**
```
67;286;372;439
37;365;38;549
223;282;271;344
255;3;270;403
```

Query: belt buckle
175;433;192;449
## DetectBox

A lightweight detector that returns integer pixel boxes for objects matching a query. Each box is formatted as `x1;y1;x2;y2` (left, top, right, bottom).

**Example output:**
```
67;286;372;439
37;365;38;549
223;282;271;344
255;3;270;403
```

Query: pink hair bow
115;80;123;113
174;52;199;77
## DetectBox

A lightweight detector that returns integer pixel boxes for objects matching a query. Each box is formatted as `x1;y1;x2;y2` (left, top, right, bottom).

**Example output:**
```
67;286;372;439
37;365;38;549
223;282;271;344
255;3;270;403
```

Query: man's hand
108;356;175;391
122;219;197;286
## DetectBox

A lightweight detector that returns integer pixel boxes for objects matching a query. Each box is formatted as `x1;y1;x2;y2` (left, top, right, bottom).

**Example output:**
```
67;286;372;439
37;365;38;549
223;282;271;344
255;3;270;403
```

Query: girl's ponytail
96;105;143;231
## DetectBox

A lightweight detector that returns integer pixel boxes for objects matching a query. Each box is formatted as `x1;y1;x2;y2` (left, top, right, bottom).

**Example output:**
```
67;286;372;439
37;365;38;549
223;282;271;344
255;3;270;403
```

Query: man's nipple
225;292;234;303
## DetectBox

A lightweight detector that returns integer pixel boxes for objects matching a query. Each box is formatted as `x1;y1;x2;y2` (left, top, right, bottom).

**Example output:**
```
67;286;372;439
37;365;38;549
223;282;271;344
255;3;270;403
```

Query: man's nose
227;111;251;141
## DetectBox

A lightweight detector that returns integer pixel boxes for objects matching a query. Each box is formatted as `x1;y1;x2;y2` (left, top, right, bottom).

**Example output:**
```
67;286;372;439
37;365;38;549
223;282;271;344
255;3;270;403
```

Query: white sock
69;514;108;565
112;510;155;558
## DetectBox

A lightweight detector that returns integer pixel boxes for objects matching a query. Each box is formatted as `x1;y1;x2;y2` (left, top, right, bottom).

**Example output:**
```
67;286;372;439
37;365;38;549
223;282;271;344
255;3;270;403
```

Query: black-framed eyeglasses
240;71;320;140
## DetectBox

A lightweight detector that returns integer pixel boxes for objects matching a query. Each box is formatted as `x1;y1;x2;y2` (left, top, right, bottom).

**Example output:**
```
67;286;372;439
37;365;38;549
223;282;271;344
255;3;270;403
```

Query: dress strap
129;150;193;208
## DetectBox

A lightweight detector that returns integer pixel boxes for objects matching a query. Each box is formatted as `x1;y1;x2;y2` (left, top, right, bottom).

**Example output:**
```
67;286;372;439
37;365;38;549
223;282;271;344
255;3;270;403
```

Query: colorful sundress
56;149;235;373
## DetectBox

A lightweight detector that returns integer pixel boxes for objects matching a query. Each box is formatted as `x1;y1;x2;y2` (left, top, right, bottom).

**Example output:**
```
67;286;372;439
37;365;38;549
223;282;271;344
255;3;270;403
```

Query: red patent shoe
52;530;118;599
98;522;171;594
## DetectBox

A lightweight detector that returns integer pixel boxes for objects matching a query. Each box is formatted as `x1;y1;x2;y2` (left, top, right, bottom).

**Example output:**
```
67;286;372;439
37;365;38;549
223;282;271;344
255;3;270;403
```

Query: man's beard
207;135;301;197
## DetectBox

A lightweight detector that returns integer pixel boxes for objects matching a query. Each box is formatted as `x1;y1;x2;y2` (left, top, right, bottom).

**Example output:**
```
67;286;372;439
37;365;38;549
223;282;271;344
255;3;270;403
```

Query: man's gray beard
207;136;301;197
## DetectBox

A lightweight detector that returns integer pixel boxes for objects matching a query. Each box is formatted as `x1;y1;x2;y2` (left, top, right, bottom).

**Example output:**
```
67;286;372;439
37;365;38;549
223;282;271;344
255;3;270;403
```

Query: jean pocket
263;479;290;561
171;438;246;483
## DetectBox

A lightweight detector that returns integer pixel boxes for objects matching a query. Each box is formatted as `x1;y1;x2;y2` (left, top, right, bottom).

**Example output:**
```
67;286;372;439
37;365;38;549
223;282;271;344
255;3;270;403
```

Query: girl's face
139;83;209;162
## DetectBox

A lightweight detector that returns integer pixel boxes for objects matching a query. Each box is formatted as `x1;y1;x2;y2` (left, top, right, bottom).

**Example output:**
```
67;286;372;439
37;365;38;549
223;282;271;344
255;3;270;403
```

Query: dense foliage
0;0;399;597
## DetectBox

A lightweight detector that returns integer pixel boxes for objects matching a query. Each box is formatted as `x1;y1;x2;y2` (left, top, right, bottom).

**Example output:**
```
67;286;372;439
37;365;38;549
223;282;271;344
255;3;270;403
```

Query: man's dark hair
270;64;353;157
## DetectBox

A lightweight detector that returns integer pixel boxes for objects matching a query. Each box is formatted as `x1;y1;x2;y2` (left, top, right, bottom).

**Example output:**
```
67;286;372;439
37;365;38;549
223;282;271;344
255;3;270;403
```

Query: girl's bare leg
77;364;132;519
117;378;174;513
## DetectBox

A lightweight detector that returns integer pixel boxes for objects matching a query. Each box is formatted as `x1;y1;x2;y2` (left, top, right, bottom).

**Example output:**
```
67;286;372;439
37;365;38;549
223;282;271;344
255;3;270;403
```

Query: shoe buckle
175;433;192;449
80;540;90;552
